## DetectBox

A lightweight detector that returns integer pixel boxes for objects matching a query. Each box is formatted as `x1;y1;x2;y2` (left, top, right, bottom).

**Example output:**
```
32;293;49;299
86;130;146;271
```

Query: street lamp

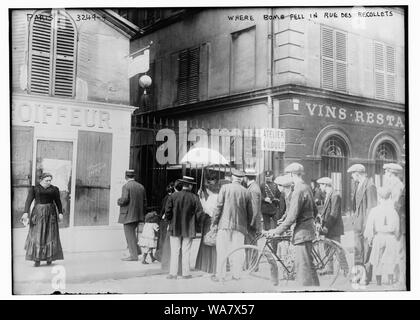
139;75;152;110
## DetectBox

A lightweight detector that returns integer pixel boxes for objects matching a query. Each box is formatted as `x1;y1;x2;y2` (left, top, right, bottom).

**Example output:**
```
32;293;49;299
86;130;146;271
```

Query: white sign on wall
261;128;285;152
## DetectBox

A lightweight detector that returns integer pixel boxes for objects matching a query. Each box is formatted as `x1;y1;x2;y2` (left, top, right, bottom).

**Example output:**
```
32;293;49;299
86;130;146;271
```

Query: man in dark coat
118;170;147;261
348;164;377;284
266;163;319;287
165;176;203;279
244;169;262;236
316;177;344;242
261;170;285;230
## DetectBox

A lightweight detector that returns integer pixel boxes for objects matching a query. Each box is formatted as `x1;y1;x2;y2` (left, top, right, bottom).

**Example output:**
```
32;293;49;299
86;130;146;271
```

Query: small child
139;211;160;264
364;187;400;286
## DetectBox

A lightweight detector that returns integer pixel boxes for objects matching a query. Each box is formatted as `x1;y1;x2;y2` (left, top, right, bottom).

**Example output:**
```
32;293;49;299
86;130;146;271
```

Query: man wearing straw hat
211;169;253;281
165;176;203;279
347;163;377;284
244;168;263;238
265;163;319;287
384;163;406;286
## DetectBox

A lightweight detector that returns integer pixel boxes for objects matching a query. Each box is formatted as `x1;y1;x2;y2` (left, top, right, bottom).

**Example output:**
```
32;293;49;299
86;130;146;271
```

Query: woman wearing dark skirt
194;180;219;275
21;173;64;267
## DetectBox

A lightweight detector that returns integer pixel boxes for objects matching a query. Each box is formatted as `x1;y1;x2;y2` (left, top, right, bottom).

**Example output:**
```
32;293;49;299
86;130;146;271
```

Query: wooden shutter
29;11;53;95
53;12;76;97
177;50;189;104
321;27;334;90
199;42;210;101
386;45;396;101
188;47;200;103
374;42;385;100
74;131;112;226
335;31;347;92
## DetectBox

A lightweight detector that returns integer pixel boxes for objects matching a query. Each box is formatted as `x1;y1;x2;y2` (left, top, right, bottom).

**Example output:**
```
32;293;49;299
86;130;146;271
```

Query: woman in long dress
194;180;220;274
21;173;64;267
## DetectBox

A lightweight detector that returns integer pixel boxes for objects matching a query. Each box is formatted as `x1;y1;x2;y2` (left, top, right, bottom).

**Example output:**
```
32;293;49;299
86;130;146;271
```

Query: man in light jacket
211;169;253;281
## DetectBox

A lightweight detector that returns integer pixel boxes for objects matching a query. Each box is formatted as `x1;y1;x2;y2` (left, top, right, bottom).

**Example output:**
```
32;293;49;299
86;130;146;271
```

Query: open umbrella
180;147;229;193
180;147;228;166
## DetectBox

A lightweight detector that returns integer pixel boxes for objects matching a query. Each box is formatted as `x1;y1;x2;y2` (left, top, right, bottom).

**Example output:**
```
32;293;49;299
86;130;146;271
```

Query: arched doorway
374;141;398;187
321;135;350;212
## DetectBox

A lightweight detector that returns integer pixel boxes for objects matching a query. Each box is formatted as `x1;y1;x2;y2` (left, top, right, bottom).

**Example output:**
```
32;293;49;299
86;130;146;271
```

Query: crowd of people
20;161;406;289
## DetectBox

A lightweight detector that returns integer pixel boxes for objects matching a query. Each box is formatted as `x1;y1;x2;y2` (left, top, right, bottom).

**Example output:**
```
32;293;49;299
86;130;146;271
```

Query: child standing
139;211;160;264
364;187;400;286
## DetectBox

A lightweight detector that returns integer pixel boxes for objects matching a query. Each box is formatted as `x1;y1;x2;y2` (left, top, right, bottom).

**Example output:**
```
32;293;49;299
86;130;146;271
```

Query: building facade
129;7;406;212
11;9;138;254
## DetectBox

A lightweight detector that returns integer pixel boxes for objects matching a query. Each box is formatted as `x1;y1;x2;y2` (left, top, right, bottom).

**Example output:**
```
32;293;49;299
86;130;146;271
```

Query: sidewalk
13;250;165;285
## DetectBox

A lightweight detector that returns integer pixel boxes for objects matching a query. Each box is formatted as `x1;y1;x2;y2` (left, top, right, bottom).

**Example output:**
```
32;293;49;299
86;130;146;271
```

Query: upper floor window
374;41;396;101
321;26;347;92
28;9;77;98
177;47;200;104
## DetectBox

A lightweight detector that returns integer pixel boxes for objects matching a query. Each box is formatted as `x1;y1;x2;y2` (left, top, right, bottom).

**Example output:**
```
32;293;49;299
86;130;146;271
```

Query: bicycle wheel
220;245;266;281
276;238;296;282
312;238;349;287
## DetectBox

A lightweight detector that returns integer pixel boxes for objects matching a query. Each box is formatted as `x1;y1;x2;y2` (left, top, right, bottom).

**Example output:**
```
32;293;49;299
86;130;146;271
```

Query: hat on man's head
265;170;274;177
244;168;258;177
231;169;245;178
383;163;403;173
347;164;366;173
125;169;136;178
179;176;196;185
284;162;304;174
317;177;332;186
274;175;294;187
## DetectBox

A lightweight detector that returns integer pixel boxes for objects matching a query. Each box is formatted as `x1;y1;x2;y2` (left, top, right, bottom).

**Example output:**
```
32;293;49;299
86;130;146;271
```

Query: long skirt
24;203;64;262
195;214;217;274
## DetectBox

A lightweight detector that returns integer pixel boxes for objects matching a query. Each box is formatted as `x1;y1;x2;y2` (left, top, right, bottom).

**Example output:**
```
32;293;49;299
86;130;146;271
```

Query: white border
1;0;419;300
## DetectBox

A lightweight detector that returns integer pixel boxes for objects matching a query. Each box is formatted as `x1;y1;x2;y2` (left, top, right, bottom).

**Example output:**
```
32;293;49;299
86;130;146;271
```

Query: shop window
321;26;347;92
74;131;112;226
374;41;396;101
374;141;397;187
231;26;256;92
321;135;349;212
177;47;200;104
28;9;77;98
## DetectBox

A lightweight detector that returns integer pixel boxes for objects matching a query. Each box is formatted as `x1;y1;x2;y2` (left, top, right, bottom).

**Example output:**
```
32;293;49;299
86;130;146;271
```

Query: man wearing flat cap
348;163;377;284
316;177;344;243
265;163;319;287
384;163;406;286
118;170;147;261
211;169;253;281
165;176;203;279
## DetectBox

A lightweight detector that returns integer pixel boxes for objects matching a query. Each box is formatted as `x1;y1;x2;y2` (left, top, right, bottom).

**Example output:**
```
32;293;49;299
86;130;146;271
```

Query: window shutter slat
322;58;334;90
177;47;200;104
374;42;385;71
53;13;76;97
321;27;334;59
375;72;385;99
29;12;53;95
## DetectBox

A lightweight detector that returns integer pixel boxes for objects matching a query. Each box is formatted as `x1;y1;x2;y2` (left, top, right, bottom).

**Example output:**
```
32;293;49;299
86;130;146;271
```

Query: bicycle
219;230;350;288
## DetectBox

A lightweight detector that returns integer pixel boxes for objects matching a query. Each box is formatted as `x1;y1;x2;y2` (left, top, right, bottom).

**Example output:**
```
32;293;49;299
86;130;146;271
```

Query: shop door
321;136;349;212
36;140;73;228
11;126;34;228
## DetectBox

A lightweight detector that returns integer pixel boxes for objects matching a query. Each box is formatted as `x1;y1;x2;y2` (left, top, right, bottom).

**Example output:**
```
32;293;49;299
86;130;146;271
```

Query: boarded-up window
231;27;256;92
321;26;347;92
74;131;112;226
177;47;200;104
374;41;396;101
11;126;34;228
28;9;77;98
